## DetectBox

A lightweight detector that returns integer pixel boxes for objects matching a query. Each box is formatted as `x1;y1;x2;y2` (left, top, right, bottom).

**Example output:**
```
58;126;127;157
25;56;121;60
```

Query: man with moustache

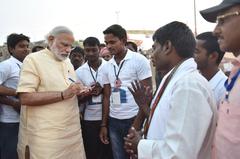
16;26;86;159
124;21;217;159
70;46;85;70
201;0;240;158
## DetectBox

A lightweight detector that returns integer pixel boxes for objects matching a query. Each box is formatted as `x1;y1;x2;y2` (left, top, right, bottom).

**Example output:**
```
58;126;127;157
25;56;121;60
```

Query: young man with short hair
100;24;152;159
194;32;227;107
0;33;30;159
124;21;217;159
76;37;112;159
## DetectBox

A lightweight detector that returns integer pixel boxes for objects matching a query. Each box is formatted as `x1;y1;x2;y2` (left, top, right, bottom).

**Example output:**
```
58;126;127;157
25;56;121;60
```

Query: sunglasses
216;11;240;25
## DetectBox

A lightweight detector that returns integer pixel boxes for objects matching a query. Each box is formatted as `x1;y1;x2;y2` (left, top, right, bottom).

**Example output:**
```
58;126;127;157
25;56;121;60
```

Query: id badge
114;79;122;88
92;95;102;103
112;90;121;106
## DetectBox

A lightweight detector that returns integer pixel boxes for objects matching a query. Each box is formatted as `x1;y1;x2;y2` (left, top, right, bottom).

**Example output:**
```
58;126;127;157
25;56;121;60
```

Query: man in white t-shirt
194;32;227;107
0;33;30;159
99;24;152;159
76;37;113;159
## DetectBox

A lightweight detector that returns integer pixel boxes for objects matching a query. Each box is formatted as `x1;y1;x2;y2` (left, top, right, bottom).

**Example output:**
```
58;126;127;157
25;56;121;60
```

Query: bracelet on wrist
100;124;107;127
61;92;64;100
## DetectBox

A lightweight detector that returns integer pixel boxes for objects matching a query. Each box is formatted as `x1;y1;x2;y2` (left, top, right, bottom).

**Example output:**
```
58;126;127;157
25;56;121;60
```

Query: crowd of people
0;0;240;158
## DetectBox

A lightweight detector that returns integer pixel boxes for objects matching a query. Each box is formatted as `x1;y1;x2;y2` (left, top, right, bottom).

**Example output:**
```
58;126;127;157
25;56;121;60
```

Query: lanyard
89;65;98;83
143;59;185;138
224;69;240;100
113;60;125;80
16;63;21;69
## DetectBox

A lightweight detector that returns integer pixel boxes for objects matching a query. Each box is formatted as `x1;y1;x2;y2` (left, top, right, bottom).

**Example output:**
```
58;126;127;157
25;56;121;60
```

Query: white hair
45;26;73;43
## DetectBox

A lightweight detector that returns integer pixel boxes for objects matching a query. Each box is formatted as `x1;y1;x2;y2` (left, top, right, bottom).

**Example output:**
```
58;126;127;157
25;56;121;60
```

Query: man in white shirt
76;37;112;159
0;33;30;159
99;24;152;159
124;21;217;159
194;32;227;107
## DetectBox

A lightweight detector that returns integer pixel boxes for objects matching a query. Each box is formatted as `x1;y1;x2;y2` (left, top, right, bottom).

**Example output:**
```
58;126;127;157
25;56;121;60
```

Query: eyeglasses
71;47;76;51
216;11;240;25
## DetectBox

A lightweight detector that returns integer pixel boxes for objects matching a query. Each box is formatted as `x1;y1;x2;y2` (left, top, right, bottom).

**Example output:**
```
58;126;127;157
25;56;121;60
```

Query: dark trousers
82;120;113;159
0;122;19;159
109;117;135;159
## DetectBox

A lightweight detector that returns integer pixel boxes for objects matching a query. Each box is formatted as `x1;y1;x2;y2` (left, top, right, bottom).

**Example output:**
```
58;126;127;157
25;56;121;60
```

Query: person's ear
9;47;14;54
121;36;127;45
48;35;55;46
209;51;219;64
162;40;172;55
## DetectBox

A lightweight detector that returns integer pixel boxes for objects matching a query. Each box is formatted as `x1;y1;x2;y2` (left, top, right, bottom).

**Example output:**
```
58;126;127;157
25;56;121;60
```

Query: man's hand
124;127;142;158
12;100;21;113
0;96;21;113
62;83;86;99
78;88;92;97
128;80;152;118
99;126;110;144
91;82;103;96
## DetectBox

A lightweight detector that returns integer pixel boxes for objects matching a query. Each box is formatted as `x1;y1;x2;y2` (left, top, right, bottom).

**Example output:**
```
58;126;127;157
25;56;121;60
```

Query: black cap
200;0;240;23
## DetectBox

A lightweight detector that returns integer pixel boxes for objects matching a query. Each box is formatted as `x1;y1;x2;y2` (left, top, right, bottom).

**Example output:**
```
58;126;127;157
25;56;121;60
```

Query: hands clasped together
124;127;143;159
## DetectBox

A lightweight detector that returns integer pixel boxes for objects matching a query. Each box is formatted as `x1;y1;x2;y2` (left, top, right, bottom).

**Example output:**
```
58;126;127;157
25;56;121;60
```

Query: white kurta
138;58;217;159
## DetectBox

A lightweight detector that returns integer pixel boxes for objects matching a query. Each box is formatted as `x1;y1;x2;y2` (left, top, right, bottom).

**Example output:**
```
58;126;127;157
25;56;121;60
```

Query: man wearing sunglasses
201;0;240;158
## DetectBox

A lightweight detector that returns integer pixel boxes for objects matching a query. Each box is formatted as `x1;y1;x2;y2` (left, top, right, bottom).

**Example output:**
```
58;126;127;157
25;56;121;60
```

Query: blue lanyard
113;60;125;80
89;65;98;83
16;63;21;69
224;69;240;100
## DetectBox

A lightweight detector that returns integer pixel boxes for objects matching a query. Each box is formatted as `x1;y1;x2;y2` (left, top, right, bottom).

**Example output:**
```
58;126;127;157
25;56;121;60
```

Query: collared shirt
76;59;106;121
209;69;227;107
0;56;21;123
215;55;240;159
16;49;85;159
228;55;240;104
138;58;217;159
102;50;152;119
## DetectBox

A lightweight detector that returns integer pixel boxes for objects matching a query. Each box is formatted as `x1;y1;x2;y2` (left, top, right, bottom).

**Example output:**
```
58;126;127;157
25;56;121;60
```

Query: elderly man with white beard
16;26;87;159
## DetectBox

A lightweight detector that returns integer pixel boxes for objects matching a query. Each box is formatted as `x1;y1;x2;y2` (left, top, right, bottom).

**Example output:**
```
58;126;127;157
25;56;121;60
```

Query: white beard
50;45;68;61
